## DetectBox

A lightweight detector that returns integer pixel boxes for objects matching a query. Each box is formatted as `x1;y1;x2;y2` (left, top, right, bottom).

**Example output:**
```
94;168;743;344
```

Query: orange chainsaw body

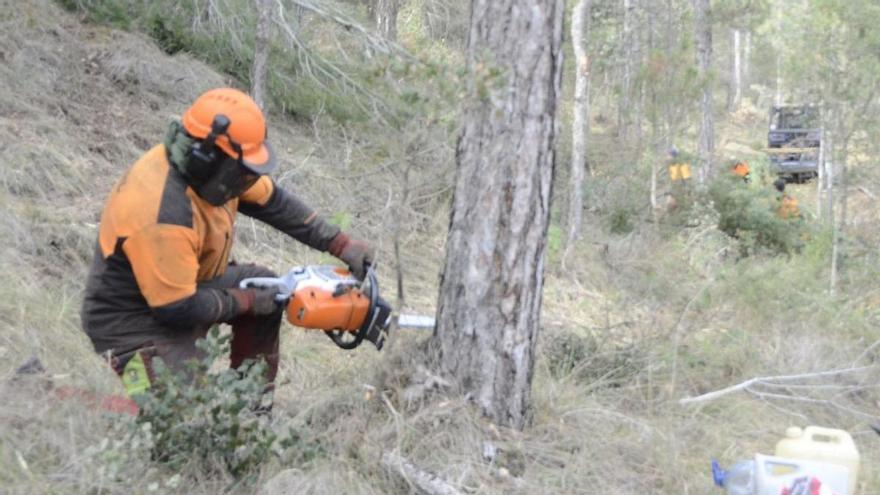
240;265;391;349
280;266;371;332
286;285;370;332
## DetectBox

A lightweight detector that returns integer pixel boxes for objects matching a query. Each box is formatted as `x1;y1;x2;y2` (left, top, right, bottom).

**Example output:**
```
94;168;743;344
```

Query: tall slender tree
730;28;742;111
367;0;400;41
618;0;636;139
432;0;564;430
250;0;273;111
565;0;592;262
693;0;715;182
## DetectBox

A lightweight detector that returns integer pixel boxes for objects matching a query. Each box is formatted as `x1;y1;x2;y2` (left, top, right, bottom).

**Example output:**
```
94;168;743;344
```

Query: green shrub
132;328;321;479
708;175;806;256
608;205;637;235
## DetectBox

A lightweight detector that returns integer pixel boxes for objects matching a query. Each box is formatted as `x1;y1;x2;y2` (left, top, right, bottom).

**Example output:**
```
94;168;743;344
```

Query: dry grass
2;1;879;494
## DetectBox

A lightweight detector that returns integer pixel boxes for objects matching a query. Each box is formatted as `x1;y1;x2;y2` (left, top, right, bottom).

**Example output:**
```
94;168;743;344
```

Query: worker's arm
237;176;341;251
122;225;249;328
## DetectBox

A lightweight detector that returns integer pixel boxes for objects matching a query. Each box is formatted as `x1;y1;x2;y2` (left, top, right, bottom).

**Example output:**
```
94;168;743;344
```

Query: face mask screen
192;155;260;206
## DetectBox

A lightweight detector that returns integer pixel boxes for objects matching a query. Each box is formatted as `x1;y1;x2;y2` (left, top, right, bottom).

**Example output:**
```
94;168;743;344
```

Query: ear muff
164;120;215;183
184;114;236;184
164;116;243;184
164;120;195;170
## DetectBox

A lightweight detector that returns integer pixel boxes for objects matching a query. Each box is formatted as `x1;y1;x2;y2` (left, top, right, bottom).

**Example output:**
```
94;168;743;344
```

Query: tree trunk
250;0;273;111
565;0;591;262
618;0;635;139
817;118;826;223
647;1;659;223
774;3;783;105
743;31;751;92
830;134;849;295
433;0;564;430
730;28;742;112
368;0;400;41
693;0;714;183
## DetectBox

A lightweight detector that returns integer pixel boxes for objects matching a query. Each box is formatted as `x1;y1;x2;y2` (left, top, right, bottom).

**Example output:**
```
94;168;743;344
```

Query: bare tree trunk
743;31;751;92
368;0;400;41
618;0;635;139
647;0;659;222
831;138;849;295
565;0;592;263
250;0;273;111
827;125;837;292
774;3;783;105
825;123;835;222
730;28;742;112
817;119;826;223
663;0;676;148
433;0;564;430
693;0;714;183
633;0;645;151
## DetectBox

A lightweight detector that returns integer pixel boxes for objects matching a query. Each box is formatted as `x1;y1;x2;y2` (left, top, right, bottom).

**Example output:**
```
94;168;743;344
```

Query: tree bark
817;118;826;223
693;0;714;183
618;0;635;138
433;0;564;430
774;2;783;105
647;0;659;223
743;31;751;92
565;0;591;262
250;0;273;111
831;136;849;295
368;0;400;41
730;28;742;112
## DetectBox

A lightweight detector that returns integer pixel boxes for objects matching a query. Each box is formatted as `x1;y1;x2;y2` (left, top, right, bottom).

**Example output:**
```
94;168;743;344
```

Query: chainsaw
240;265;434;350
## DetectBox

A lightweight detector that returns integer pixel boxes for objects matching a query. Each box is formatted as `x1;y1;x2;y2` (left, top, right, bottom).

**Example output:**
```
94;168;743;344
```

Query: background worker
774;178;801;219
80;88;374;399
666;147;693;211
731;160;751;183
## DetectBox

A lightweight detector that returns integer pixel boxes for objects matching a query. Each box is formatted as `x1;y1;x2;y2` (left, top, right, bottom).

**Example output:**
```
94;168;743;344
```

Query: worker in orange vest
731;160;750;183
774;178;801;219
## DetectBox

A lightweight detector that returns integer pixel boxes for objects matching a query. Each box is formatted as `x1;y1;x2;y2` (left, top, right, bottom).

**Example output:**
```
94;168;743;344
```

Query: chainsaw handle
238;277;291;302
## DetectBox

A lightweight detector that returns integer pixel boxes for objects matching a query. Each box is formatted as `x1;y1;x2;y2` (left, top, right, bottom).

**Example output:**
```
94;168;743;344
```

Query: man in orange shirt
731;160;750;183
81;88;373;399
774;178;801;219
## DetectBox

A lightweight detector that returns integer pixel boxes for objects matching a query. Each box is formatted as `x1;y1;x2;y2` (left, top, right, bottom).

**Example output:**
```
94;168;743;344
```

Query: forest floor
1;1;879;494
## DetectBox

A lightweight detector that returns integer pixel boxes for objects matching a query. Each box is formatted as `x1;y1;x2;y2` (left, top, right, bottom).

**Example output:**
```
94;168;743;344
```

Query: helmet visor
240;140;277;175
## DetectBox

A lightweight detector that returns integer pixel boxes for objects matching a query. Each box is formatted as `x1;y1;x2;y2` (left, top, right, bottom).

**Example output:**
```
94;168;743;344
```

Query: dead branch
381;451;463;495
679;365;878;405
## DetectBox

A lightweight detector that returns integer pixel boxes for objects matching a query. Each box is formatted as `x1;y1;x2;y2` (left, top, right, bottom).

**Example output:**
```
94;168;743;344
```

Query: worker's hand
228;287;281;316
341;239;375;280
329;233;374;280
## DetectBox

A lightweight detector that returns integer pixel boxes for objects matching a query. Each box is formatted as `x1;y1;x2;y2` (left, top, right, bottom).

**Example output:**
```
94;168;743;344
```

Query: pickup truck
767;105;821;183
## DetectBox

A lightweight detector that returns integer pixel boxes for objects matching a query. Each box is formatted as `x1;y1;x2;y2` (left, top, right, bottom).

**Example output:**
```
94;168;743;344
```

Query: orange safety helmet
181;88;277;174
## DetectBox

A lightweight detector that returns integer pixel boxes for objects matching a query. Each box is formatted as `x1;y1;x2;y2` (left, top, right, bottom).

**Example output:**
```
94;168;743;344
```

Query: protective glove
227;287;281;316
328;232;375;280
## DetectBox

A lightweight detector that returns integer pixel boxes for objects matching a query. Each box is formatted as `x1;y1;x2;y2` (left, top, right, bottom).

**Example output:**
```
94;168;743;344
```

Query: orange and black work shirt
732;162;750;181
81;145;340;353
777;194;801;219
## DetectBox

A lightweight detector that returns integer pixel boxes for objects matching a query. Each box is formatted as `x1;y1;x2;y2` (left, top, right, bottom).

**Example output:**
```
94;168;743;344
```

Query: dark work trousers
110;263;282;397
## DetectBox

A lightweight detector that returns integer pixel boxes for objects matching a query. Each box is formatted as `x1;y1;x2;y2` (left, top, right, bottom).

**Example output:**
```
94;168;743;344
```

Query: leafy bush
131;328;321;479
708;175;806;256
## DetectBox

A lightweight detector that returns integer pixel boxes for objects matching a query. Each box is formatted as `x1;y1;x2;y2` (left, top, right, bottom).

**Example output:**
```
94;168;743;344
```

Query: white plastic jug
754;453;848;495
774;426;860;495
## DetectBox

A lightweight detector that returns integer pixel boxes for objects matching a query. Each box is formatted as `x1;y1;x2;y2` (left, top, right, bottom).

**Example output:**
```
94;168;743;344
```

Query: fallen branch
381;452;463;495
678;365;878;405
